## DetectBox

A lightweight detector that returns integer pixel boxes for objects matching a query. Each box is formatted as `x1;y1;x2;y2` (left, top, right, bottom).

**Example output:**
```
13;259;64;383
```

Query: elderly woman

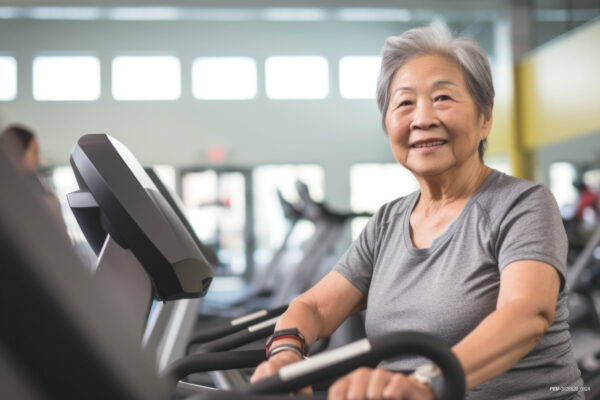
251;24;583;399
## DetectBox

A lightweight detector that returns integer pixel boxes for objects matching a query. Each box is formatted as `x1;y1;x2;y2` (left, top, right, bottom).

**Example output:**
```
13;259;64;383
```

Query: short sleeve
496;185;568;290
333;212;379;295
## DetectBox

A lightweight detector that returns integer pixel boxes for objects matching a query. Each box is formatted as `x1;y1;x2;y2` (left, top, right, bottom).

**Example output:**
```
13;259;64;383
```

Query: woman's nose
410;101;439;131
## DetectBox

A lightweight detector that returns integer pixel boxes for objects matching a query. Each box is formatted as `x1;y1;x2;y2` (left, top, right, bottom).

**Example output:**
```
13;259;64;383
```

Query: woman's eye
435;95;451;101
397;100;412;108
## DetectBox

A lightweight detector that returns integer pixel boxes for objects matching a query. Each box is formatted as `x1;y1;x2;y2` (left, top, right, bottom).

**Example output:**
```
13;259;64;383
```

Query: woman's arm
328;260;561;399
278;270;366;343
251;270;366;383
452;259;560;390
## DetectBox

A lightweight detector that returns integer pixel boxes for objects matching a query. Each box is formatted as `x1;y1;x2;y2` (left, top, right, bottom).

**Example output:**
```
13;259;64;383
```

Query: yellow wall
487;19;600;178
487;82;513;157
517;19;600;150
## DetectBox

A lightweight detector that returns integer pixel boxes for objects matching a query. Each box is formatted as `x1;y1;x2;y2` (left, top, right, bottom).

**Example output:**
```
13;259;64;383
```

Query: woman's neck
415;160;491;210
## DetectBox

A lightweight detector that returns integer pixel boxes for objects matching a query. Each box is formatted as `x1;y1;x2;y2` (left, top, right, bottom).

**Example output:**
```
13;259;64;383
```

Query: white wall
0;18;491;206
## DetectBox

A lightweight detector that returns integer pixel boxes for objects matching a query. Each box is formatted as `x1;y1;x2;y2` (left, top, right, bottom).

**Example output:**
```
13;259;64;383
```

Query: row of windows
0;55;382;102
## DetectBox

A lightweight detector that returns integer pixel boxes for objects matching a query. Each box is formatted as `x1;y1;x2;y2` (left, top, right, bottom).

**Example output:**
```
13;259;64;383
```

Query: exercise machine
270;181;371;308
67;134;214;368
0;145;466;400
566;221;600;397
67;134;285;389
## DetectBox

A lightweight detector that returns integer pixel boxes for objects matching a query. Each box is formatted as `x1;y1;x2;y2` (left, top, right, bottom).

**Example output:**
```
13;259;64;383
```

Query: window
549;162;578;218
253;164;324;265
0;56;17;100
339;56;381;99
112;56;180;100
182;169;251;275
192;57;256;100
350;163;419;238
583;169;600;193
33;56;100;101
265;56;328;99
152;164;177;193
30;7;101;20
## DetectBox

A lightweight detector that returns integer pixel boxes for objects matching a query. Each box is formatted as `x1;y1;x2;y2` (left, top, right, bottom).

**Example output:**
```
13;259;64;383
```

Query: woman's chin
406;163;454;179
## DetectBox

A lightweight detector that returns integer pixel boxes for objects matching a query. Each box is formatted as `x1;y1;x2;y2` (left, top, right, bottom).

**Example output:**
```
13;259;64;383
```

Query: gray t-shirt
335;169;583;399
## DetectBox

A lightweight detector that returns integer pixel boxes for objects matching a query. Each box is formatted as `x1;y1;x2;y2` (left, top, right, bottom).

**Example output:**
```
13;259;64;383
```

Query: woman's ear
480;112;493;140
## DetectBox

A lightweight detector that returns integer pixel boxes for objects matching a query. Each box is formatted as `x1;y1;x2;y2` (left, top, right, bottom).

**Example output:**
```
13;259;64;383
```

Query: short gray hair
376;23;494;159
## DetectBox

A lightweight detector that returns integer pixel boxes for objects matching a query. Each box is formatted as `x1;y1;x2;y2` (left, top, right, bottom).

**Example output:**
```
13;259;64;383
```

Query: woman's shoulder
476;169;559;219
486;168;539;188
481;169;553;199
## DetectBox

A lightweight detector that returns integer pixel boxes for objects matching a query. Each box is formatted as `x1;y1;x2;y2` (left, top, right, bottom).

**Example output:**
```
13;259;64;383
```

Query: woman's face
22;138;40;173
385;54;491;179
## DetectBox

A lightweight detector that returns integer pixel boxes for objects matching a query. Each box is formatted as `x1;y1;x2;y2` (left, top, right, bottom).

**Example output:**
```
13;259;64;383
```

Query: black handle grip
186;392;326;400
188;305;287;346
163;350;266;383
192;320;276;353
294;180;372;222
247;331;465;400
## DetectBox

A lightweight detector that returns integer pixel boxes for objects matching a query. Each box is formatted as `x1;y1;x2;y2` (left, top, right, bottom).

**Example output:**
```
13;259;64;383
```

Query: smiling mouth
411;140;447;148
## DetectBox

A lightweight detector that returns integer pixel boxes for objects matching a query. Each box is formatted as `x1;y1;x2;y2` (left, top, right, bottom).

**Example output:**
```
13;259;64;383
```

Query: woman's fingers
250;351;303;383
327;368;434;400
250;360;313;394
381;373;411;399
329;368;376;400
255;362;434;399
250;361;274;383
346;367;373;399
297;385;314;395
366;368;394;399
250;358;287;382
250;351;312;395
328;373;351;400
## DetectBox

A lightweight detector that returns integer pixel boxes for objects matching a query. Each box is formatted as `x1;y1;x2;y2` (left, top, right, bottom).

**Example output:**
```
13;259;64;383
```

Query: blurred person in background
0;124;66;230
573;179;599;223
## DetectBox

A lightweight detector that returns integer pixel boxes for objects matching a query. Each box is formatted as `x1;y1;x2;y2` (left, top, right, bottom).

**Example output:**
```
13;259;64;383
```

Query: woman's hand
328;367;435;400
250;350;313;395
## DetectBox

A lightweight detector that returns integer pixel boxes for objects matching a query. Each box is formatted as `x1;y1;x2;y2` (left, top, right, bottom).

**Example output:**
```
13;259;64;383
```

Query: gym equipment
145;166;220;269
0;148;171;400
66;134;284;389
189;179;366;363
189;180;368;365
0;147;466;400
566;221;600;396
143;166;292;360
223;190;305;308
187;305;286;351
168;332;465;400
145;166;289;345
67;133;214;368
203;179;371;313
269;181;371;308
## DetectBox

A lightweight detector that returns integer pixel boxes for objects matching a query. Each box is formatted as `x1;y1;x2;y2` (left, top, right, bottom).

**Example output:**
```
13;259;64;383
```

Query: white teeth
413;140;446;148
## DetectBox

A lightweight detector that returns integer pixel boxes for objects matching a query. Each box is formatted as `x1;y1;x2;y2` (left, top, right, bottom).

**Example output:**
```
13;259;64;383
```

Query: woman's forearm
452;299;551;390
273;271;366;347
274;297;323;346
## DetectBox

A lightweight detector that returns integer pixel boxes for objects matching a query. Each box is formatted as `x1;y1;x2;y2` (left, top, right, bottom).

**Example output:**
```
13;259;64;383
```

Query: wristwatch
413;363;444;399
